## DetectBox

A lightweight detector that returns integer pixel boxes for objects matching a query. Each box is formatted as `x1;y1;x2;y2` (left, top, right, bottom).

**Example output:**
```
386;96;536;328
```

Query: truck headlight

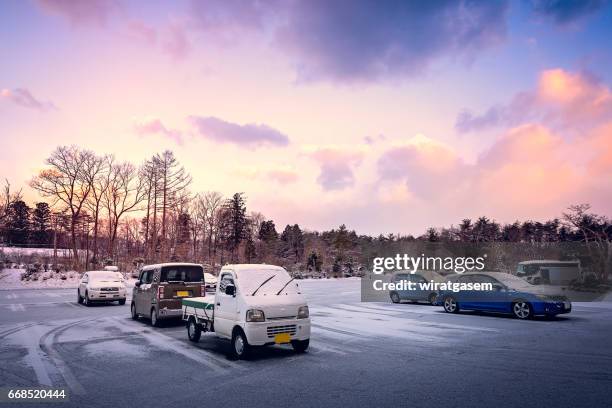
246;309;265;322
297;306;309;319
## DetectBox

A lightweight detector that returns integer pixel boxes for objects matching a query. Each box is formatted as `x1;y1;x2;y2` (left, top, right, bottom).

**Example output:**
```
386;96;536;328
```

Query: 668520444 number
6;389;66;400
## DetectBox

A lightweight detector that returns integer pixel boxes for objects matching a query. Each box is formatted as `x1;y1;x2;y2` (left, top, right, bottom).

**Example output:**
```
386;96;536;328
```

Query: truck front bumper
244;318;311;346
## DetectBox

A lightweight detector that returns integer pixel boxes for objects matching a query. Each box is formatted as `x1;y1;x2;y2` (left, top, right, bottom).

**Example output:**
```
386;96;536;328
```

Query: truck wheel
83;291;90;307
231;329;250;359
187;318;201;342
150;308;160;327
77;290;83;304
131;303;139;320
390;291;400;303
291;339;309;353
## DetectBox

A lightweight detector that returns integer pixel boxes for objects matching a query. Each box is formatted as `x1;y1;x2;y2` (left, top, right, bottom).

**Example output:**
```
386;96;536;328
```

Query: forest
0;145;610;280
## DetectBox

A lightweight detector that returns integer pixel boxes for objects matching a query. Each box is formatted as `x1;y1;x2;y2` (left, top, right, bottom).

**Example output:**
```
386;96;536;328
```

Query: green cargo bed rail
182;297;215;310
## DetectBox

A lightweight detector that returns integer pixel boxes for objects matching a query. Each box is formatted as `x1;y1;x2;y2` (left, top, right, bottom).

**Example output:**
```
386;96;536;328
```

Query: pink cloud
1;88;56;111
189;116;290;149
307;147;364;191
456;68;612;132
377;135;469;198
133;118;183;144
267;169;299;184
127;21;157;45
161;23;192;60
36;0;119;27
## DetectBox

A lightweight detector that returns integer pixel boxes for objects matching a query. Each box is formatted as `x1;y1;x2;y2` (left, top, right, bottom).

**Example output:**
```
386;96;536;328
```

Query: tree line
0;145;610;280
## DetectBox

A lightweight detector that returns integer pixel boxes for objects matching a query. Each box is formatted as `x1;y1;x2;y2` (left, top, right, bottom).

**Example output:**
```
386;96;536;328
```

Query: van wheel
187;318;201;342
443;296;459;313
230;329;250;359
291;339;309;353
150;308;160;327
131;303;138;320
512;301;533;320
428;293;438;305
390;291;400;304
77;290;83;304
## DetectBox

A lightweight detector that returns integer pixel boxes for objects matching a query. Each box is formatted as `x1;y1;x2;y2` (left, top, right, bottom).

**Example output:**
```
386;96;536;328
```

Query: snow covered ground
0;268;82;289
0;268;356;290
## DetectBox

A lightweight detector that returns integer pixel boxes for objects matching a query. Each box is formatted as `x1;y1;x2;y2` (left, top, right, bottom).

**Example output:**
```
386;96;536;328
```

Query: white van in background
516;260;581;285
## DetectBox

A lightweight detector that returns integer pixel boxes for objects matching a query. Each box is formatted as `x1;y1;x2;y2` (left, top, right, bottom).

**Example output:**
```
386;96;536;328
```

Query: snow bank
0;268;138;290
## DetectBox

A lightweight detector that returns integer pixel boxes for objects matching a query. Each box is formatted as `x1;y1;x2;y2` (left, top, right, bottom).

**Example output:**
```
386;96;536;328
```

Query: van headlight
246;309;265;322
297;306;309;319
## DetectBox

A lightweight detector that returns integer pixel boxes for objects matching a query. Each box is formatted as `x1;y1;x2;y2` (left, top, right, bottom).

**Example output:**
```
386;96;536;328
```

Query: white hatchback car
204;272;218;290
78;271;127;306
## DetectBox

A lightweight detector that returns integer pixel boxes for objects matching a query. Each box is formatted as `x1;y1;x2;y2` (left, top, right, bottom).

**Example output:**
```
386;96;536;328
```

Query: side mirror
135;281;141;287
225;284;235;296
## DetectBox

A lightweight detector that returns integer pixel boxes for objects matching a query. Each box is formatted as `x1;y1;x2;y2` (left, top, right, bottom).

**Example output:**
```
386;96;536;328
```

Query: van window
160;265;204;283
140;270;153;284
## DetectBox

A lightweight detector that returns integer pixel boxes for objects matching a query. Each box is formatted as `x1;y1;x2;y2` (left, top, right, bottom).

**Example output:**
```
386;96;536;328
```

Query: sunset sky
1;0;611;235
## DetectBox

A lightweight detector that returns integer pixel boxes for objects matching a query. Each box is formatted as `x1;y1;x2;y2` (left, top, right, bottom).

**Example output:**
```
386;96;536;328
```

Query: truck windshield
238;269;299;296
160;265;204;283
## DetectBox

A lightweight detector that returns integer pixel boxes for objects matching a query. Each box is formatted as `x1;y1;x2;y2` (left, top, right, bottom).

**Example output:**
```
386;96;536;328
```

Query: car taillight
201;285;205;296
158;286;164;299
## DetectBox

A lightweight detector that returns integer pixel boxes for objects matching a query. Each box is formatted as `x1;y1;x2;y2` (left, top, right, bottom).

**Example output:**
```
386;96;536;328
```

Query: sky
1;0;611;235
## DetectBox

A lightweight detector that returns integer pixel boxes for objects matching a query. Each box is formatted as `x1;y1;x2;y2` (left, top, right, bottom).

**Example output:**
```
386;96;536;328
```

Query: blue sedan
435;272;571;319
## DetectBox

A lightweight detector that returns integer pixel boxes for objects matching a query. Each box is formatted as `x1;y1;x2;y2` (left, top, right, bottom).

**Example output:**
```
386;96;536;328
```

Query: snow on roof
141;262;204;270
222;264;285;271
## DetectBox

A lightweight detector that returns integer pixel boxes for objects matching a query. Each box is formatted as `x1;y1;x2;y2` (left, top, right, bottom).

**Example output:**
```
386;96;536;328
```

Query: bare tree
84;154;111;265
202;191;223;263
154;151;191;259
30;146;98;265
103;161;146;260
140;159;158;261
563;204;612;280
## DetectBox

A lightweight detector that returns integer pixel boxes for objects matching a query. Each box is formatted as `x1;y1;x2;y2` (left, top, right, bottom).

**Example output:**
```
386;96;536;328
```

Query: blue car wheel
512;301;533;319
443;296;459;313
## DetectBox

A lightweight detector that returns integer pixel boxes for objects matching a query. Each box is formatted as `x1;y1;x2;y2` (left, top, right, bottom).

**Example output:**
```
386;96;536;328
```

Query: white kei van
516;260;581;285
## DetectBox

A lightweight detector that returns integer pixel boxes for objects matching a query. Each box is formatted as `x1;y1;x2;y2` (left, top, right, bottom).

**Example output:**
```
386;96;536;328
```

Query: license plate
274;333;291;344
176;291;189;297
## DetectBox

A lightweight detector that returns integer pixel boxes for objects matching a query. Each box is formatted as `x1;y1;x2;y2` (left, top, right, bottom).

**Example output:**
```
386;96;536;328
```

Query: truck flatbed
182;297;215;310
182;297;215;333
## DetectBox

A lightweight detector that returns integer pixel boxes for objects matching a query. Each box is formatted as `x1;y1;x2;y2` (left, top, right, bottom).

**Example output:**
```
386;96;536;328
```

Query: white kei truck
182;264;311;359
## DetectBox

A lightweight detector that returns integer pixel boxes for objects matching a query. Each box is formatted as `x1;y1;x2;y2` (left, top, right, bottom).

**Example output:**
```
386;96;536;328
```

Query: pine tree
222;193;247;261
258;220;278;242
7;200;31;245
32;202;51;246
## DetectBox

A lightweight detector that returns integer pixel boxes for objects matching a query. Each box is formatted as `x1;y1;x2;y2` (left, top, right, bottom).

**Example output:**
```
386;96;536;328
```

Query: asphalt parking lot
1;279;611;408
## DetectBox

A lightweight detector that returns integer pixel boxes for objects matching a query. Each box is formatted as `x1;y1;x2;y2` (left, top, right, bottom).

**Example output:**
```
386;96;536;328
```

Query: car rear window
160;265;204;283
